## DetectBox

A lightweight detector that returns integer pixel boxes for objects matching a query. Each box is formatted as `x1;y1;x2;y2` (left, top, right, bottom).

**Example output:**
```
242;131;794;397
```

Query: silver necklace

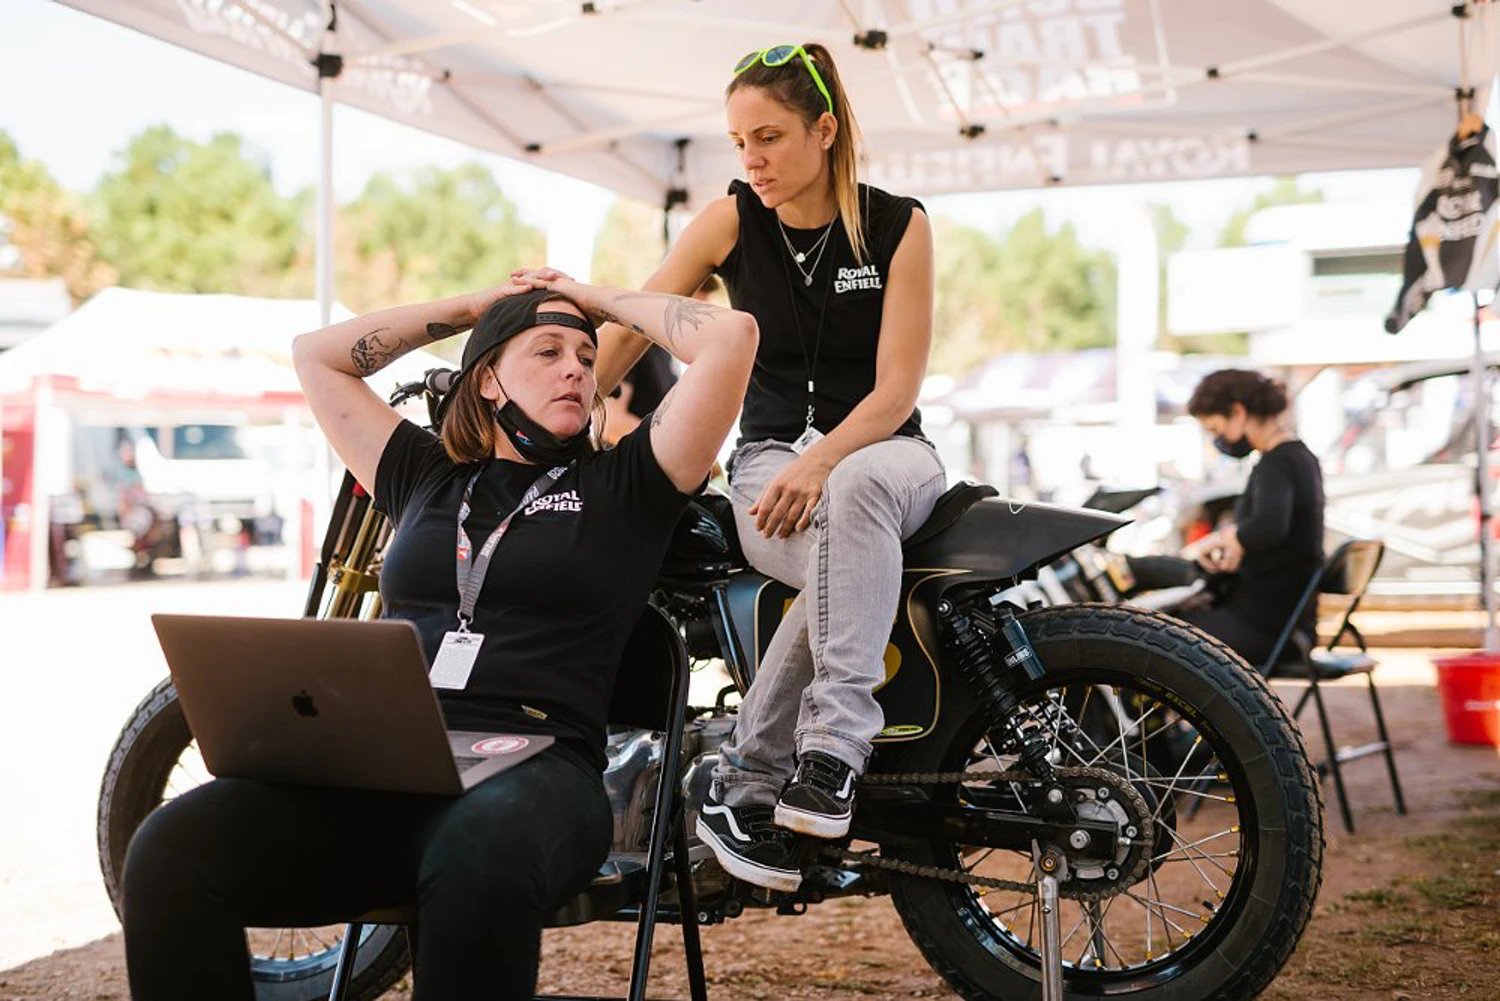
777;216;835;286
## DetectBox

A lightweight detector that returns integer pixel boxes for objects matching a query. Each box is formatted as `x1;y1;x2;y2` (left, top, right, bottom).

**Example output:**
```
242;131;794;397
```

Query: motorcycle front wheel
884;603;1323;1001
97;677;412;1001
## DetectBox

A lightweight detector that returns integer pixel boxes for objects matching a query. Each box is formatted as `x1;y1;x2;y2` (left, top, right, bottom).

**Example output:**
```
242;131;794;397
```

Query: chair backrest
1316;538;1385;652
608;604;687;731
1259;538;1385;673
1319;538;1385;599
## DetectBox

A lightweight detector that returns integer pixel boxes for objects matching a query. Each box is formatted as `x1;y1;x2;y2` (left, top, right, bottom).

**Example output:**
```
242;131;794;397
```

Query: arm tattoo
650;385;678;429
609;291;726;350
349;327;411;375
593;307;645;336
426;322;459;342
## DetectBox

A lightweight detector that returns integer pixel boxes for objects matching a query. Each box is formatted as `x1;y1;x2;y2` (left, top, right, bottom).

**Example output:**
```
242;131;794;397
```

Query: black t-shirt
373;421;692;771
1224;440;1326;634
621;346;677;419
716;180;925;444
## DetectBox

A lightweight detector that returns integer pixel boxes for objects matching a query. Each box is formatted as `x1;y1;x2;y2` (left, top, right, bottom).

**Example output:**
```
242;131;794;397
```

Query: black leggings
1178;606;1276;669
122;747;612;1001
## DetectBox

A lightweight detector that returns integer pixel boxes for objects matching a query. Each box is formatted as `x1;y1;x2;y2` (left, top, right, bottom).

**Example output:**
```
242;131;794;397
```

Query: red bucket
1433;653;1500;746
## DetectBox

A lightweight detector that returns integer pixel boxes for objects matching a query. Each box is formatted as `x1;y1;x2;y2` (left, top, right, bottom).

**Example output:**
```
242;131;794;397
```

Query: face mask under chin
494;399;592;465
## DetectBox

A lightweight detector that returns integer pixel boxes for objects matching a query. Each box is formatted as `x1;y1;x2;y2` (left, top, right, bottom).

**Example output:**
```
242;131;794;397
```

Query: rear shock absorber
938;599;1070;814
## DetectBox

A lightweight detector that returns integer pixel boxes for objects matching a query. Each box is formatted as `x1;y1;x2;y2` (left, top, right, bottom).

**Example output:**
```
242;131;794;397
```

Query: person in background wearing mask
1180;369;1326;667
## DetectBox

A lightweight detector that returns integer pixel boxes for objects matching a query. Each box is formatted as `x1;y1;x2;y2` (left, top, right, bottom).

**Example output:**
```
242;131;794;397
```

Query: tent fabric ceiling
57;0;1498;205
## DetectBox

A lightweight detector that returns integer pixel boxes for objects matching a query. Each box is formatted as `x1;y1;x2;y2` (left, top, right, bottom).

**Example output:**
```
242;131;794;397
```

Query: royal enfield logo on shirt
525;489;582;517
835;264;883;294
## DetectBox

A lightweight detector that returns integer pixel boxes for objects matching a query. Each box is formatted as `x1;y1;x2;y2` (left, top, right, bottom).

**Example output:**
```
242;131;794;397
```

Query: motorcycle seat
903;482;999;550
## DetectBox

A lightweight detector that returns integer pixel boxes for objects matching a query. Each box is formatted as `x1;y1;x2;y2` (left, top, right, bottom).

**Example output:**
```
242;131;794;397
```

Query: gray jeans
714;436;947;809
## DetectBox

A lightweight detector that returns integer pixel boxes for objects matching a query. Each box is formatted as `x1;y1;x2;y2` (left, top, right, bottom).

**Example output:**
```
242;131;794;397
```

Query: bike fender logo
879;724;924;738
471;736;529;755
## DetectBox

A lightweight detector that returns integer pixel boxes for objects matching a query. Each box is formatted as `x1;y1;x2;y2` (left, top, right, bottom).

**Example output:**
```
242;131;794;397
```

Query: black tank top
716;180;925;445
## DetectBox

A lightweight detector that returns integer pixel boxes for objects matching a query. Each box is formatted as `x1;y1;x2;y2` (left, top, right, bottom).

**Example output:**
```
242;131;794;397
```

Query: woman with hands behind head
120;269;756;1000
595;43;944;893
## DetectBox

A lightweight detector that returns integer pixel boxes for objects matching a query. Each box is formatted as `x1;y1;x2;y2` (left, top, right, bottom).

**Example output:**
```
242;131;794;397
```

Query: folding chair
326;603;709;1001
1260;539;1407;834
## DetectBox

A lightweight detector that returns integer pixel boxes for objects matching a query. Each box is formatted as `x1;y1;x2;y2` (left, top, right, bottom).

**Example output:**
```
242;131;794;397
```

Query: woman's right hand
466;271;559;322
507;268;601;317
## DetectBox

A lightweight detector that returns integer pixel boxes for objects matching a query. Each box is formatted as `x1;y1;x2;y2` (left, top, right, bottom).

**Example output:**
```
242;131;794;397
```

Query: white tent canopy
0;287;445;405
57;0;1499;207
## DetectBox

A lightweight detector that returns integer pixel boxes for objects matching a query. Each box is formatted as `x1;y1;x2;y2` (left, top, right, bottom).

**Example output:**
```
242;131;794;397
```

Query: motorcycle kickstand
1033;841;1066;1001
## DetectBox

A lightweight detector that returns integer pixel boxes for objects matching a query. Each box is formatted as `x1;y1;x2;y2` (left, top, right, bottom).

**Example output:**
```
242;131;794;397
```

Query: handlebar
388;367;457;406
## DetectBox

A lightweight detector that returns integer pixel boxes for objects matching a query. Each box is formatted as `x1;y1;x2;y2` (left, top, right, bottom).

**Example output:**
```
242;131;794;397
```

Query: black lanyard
776;223;837;431
453;463;568;630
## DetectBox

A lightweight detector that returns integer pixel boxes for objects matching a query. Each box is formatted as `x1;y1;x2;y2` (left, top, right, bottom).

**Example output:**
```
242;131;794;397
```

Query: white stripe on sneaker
694;817;802;891
835;769;854;800
702;802;749;842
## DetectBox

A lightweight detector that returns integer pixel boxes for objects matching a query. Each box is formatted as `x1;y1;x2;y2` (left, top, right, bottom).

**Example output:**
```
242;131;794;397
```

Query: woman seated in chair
121;270;756;999
1179;368;1326;667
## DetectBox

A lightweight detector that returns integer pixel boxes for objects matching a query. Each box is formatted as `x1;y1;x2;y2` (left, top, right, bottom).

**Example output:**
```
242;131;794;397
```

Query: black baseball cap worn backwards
461;288;598;373
437;289;597;424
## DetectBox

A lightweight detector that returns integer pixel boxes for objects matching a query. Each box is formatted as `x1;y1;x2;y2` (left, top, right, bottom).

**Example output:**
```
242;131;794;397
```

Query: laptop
151;613;553;796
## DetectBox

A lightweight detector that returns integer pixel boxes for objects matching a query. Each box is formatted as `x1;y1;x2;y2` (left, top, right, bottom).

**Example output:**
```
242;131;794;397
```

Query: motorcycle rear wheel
97;676;412;1001
883;603;1323;1001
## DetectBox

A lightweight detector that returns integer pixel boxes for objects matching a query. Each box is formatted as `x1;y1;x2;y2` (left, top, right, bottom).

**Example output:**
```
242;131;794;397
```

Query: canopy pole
316;87;335;328
1115;202;1159;488
315;3;342;328
1473;293;1497;648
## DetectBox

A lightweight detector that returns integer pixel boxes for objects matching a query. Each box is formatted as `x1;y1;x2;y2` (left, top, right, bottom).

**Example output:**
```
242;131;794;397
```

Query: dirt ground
3;650;1498;1001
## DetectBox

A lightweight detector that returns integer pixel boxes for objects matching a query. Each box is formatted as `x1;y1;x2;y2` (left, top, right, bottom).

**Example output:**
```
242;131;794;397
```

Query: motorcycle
96;373;1324;1001
1045;487;1211;613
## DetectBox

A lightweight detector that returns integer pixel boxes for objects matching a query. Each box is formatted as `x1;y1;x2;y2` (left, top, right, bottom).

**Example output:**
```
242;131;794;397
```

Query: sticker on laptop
471;736;531;756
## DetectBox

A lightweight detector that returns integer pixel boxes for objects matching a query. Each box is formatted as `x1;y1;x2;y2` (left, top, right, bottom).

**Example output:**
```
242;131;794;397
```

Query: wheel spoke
944;670;1256;977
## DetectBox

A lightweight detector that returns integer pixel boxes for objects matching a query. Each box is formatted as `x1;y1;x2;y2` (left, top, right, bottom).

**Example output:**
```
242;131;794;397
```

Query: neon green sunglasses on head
733;44;833;115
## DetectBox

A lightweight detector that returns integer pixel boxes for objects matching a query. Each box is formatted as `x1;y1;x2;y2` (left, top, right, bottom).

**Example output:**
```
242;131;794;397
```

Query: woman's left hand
1215;526;1244;573
750;453;833;538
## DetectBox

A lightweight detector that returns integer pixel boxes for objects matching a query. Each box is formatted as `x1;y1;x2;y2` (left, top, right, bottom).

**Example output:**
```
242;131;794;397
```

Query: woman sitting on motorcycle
120;272;756;1000
594;42;945;892
1179;368;1325;667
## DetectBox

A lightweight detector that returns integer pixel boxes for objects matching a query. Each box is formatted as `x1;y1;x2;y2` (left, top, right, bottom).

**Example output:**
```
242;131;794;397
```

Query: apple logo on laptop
291;690;319;718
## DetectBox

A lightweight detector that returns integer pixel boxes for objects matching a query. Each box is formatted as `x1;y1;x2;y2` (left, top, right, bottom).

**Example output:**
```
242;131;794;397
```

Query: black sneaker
774;750;857;838
695;787;803;892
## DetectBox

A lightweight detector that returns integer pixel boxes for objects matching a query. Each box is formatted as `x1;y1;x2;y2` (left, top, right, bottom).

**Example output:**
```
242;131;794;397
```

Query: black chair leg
328;922;364;1001
1288;683;1314;722
1365;673;1407;815
626;650;695;1001
1309;679;1356;833
673;815;709;1001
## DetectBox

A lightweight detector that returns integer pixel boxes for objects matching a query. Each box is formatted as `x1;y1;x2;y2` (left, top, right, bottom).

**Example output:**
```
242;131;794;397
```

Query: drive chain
820;764;1154;903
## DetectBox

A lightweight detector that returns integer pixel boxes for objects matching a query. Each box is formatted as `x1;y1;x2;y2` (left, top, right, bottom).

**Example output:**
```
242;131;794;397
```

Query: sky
0;0;1425;260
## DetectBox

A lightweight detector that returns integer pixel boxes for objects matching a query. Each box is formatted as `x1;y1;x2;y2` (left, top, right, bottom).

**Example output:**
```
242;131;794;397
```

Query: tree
0;130;115;302
336;163;543;318
590;196;664;291
91;126;306;295
930;209;1116;376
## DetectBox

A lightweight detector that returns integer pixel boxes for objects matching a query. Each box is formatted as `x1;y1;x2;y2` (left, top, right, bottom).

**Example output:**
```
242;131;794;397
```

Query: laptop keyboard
453;755;486;772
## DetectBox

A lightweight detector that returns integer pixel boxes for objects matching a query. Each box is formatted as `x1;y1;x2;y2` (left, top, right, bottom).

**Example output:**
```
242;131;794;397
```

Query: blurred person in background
1178;369;1326;667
